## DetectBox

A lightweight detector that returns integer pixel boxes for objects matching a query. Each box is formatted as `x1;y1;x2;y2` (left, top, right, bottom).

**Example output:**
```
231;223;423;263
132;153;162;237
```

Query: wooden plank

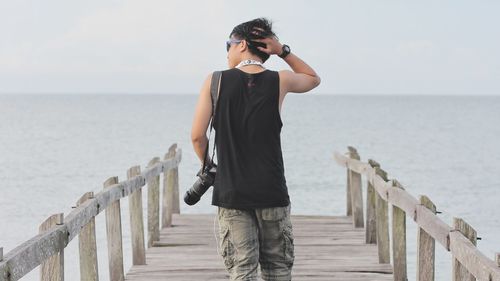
346;164;352;216
387;185;419;221
39;213;64;281
104;176;125;281
348;147;364;228
77;192;99;281
452;218;477;281
0;223;67;281
414;204;451;250
450;229;500;281
161;147;172;228
0;147;183;281
375;167;390;264
333;150;371;175
162;144;177;228
125;214;393;280
417;195;436;281
333;151;348;168
391;180;407;281
365;159;379;244
372;173;391;201
147;157;161;248
170;144;180;214
127;166;146;265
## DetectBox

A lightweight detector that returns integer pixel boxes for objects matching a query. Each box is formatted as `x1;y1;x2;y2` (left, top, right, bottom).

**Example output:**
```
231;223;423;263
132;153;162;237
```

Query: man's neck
239;55;263;63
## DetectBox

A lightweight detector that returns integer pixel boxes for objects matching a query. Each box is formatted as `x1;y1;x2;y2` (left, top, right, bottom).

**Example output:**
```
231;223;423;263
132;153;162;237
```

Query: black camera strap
201;71;222;173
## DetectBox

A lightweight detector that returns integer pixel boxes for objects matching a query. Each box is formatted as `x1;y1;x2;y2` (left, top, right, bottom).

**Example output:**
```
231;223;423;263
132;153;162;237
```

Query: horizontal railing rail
334;146;500;281
0;143;181;281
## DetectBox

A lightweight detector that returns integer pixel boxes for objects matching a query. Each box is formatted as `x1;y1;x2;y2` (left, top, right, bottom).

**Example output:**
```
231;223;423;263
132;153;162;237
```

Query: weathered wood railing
0;143;181;281
335;146;500;281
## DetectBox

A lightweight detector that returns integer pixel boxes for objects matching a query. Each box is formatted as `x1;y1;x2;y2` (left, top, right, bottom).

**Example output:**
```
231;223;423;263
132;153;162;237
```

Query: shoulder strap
201;71;222;172
210;71;222;118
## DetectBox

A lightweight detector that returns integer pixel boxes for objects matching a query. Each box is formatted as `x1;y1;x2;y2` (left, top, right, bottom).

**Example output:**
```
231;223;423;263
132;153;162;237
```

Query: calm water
1;94;499;280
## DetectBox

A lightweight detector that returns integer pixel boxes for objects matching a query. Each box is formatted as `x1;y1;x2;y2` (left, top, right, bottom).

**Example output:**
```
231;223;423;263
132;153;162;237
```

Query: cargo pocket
219;223;236;269
282;220;295;265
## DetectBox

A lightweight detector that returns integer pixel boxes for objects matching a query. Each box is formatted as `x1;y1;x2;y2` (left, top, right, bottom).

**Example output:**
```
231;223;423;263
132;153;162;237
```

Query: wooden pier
1;144;500;281
124;214;392;280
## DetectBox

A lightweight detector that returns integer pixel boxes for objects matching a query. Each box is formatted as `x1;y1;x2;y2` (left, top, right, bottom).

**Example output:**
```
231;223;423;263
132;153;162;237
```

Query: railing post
375;166;390;264
171;145;180;214
417;195;436;281
39;213;64;281
127;166;146;265
162;144;178;228
0;246;3;281
347;146;364;228
103;176;124;281
147;157;161;248
76;192;99;281
346;153;352;217
391;179;407;281
452;217;477;281
496;253;500;267
366;159;379;244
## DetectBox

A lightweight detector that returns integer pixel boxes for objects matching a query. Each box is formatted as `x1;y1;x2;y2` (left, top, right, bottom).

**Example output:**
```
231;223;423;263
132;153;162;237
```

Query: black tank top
211;67;290;209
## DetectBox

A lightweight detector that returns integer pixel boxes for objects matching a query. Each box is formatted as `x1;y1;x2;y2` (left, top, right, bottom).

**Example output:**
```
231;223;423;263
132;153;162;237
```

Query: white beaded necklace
236;59;266;69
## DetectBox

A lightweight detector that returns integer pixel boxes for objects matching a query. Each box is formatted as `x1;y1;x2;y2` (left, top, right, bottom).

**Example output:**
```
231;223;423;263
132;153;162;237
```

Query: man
191;18;320;281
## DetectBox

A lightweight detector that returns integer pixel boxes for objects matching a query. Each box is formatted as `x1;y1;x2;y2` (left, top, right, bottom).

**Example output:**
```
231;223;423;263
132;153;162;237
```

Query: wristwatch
278;44;291;58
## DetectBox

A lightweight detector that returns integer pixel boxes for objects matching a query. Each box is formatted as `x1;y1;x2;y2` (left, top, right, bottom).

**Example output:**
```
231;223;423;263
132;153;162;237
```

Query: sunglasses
226;39;243;52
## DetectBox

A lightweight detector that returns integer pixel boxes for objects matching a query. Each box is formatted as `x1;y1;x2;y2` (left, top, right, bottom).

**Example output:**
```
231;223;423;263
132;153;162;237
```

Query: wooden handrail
0;145;182;281
334;148;500;281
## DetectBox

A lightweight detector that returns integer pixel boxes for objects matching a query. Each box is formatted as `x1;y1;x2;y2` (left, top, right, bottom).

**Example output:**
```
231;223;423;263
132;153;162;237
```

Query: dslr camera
184;159;217;205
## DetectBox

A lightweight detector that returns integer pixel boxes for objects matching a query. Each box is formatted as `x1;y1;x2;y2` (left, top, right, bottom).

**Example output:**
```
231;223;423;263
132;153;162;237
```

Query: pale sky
1;1;499;95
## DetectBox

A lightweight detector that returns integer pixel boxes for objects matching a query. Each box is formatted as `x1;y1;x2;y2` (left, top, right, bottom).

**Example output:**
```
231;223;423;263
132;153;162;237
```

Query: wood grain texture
124;214;393;281
127;166;146;265
39;213;64;281
365;159;380;244
346;166;352;216
169;144;180;214
77;192;99;281
104;176;125;281
0;146;182;281
391;179;407;281
374;167;390;264
452;218;477;281
449;231;500;281
147;157;161;248
162;147;174;228
348;147;364;228
417;195;436;281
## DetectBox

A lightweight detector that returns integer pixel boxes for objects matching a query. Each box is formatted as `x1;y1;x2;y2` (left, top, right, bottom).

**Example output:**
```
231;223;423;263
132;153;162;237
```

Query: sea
1;93;499;280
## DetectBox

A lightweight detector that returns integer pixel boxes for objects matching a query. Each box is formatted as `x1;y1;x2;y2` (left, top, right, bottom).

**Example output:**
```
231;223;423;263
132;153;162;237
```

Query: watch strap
279;44;290;58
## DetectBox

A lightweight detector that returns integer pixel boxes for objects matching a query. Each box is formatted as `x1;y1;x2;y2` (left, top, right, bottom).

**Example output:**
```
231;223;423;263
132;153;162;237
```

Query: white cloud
1;0;227;76
0;1;499;94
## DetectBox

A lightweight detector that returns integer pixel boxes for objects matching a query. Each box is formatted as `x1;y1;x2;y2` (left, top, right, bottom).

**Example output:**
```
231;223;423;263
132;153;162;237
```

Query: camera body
184;160;217;205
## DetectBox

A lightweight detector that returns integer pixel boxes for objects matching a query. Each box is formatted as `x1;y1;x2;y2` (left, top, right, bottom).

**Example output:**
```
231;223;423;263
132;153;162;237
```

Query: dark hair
229;17;277;63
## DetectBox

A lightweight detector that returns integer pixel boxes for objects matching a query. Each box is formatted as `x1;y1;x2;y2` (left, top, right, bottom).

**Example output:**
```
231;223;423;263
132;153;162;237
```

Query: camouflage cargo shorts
217;203;294;281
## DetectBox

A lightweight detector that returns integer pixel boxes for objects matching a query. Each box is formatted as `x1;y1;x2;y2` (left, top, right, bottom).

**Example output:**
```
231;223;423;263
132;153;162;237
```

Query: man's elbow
303;75;321;93
312;75;321;88
191;134;206;144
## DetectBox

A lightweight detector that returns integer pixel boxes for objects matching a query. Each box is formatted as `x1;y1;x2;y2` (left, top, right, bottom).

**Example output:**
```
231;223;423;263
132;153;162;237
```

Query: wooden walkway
0;144;500;281
5;145;499;281
125;213;393;281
